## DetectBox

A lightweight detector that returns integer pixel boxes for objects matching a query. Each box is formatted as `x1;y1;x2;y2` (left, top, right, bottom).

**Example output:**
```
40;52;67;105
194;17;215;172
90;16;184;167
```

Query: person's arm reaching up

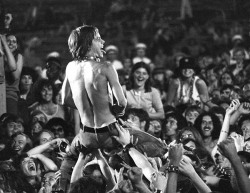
230;102;250;125
127;167;152;193
179;157;211;193
211;99;240;159
70;152;94;183
218;138;250;193
164;144;183;193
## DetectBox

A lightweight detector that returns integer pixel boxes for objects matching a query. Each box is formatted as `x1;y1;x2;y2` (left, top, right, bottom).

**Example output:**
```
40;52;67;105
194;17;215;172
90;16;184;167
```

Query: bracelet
123;143;134;150
221;130;228;134
166;165;179;173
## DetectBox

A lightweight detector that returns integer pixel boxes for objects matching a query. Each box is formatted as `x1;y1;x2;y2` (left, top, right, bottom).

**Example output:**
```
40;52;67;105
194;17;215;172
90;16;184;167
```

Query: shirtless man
62;25;127;150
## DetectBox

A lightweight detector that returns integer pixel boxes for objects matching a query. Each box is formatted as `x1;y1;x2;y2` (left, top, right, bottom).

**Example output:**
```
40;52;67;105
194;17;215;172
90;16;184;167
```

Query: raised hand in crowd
127;167;152;193
179;157;211;193
168;143;183;166
165;143;183;193
39;170;61;193
230;101;250;125
218;138;250;193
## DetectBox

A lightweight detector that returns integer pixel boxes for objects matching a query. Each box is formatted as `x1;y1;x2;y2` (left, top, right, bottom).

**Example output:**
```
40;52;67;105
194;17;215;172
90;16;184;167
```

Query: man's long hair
68;25;96;61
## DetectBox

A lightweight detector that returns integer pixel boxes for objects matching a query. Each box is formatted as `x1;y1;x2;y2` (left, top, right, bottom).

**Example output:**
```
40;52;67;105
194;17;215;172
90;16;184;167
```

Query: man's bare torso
66;60;116;128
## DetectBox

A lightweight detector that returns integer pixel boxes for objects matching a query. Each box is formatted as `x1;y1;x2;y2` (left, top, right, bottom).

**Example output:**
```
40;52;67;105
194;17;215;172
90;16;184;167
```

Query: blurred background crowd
0;0;250;193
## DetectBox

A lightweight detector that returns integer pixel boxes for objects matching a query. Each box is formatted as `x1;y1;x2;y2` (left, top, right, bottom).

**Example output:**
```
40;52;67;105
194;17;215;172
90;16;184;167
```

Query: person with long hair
166;57;215;112
123;62;165;120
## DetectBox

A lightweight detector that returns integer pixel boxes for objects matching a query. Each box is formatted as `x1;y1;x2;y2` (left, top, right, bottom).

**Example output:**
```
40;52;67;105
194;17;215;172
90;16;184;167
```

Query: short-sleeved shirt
123;86;163;114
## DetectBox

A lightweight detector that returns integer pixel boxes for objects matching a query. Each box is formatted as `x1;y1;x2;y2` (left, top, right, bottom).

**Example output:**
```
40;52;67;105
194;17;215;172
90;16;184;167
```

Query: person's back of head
69;176;106;193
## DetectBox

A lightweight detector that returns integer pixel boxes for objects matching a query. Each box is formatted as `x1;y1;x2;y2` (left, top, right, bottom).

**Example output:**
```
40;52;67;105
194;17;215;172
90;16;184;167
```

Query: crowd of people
0;1;250;193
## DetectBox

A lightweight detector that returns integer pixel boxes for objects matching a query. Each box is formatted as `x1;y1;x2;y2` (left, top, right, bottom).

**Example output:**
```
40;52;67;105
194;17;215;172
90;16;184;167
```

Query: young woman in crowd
29;79;66;121
122;62;165;120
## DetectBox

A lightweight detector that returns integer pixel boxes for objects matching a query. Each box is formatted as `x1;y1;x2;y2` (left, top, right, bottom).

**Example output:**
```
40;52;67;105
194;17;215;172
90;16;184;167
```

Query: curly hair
68;25;97;61
194;112;221;140
34;79;56;103
162;111;188;132
45;117;70;137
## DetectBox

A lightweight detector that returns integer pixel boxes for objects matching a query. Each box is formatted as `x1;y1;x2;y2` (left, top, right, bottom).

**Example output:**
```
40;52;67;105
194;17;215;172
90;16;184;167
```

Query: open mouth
28;163;36;171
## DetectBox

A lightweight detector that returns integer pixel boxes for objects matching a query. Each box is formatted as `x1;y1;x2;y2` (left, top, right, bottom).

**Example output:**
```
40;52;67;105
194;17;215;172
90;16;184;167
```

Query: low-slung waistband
81;122;117;133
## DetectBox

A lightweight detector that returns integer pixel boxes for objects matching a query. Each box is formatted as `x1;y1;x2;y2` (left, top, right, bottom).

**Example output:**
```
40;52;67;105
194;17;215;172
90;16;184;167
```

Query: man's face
11;134;27;154
32;113;47;124
42;172;56;188
221;73;232;86
180;130;195;142
31;122;43;136
165;117;178;137
127;114;141;129
20;75;33;91
91;30;105;58
241;120;250;141
51;125;65;138
40;131;53;145
185;110;199;125
21;157;37;176
136;48;146;58
201;115;214;138
220;88;232;100
6;121;24;137
46;64;60;81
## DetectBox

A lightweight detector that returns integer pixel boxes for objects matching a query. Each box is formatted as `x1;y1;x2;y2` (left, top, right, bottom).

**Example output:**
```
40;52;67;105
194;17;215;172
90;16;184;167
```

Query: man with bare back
62;25;127;150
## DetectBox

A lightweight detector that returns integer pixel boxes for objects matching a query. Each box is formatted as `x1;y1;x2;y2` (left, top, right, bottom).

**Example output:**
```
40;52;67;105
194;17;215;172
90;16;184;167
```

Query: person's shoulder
169;78;179;86
195;77;207;86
